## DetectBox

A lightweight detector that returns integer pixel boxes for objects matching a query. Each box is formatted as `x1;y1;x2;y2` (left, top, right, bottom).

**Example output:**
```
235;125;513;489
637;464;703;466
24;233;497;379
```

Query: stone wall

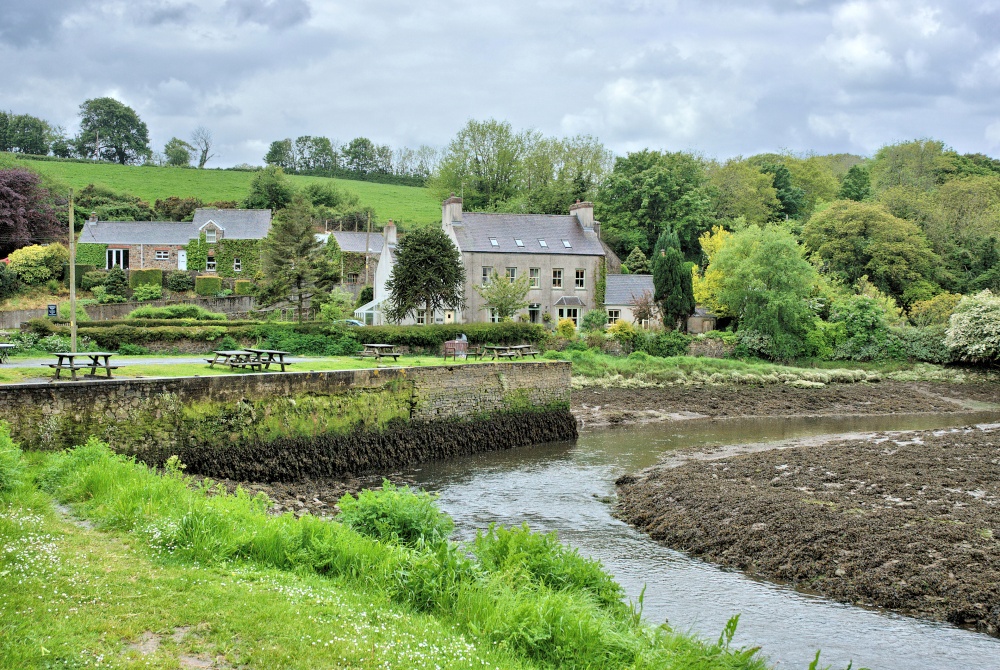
0;362;574;480
0;296;257;330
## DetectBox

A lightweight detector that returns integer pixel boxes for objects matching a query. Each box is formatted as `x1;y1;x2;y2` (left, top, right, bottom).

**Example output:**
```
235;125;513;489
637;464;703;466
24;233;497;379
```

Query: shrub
556;317;576;338
0;263;21;301
828;294;891;361
166;271;195;292
234;279;255;295
104;266;129;299
131;284;162;302
909;292;962;327
887;325;952;364
129;268;163;288
81;270;108;290
945;290;1000;362
57;301;90;322
126;304;226;320
8;243;69;285
63;264;97;288
642;330;691;357
195;275;222;296
337;480;454;548
581;309;607;332
356;285;374;308
91;286;128;304
0;422;23;493
117;343;150;355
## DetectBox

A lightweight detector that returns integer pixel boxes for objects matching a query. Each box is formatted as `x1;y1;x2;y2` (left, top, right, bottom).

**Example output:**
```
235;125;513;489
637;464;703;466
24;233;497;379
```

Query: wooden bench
522;350;540;358
228;360;262;372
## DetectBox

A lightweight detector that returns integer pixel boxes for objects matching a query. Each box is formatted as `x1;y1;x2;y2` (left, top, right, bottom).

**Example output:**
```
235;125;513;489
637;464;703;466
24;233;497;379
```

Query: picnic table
482;344;539;360
358;343;400;363
245;348;293;372
46;351;119;381
206;350;264;372
0;343;15;364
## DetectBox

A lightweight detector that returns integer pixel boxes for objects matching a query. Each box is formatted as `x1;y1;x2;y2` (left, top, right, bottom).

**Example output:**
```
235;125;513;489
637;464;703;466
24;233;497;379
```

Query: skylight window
489;237;499;247
562;239;572;248
538;239;548;248
515;239;524;247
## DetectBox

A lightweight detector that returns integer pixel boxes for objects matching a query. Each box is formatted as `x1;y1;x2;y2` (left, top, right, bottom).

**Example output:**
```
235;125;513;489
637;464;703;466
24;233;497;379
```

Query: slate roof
452;213;605;256
78;209;272;246
326;231;384;254
554;296;585;306
192;209;271;239
605;274;654;305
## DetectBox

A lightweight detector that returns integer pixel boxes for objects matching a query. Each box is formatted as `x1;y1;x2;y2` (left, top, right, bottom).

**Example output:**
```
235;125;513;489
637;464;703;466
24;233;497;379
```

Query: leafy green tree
342;137;381;174
432;119;531;210
264;139;296;171
318;288;356;321
385;227;465;324
8;243;68;285
474;270;530;321
651;228;695;330
945;290;1000;362
707;159;780;226
295;136;338;172
759;162;806;220
104;265;129;298
0;113;50;155
164;137;194;167
261;195;323;322
838;164;873;201
802;200;939;301
708;225;818;360
75;97;151;165
869;139;955;193
243;166;294;211
596;150;715;259
622;246;649;274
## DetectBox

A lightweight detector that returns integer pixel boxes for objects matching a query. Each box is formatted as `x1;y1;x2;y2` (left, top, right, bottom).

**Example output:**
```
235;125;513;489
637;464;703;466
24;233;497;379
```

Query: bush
129;268;163;288
117;343;150;355
131;284;162;302
556;317;576;338
91;286;128;304
0;422;23;493
642;330;691;357
63;264;97;288
126;304;226;320
337;480;454;548
0;263;21;301
234;279;255;295
8;243;69;285
828;295;891;361
356;285;374;308
909;292;962;327
358;323;546;350
945;290;1000;362
81;270;108;291
166;271;195;292
57;301;89;322
104;266;129;299
195;275;222;296
887;325;952;364
581;309;607;332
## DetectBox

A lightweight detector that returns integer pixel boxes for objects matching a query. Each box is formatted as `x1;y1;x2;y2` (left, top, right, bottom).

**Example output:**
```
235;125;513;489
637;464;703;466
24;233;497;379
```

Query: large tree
707;159;780;226
190;127;216;169
0;168;64;257
0;113;50;155
76;97;151;165
651;228;695;330
164;137;194;167
385;227;465;324
432;119;531;210
243;166;294;211
261;195;323;322
838;164;873;201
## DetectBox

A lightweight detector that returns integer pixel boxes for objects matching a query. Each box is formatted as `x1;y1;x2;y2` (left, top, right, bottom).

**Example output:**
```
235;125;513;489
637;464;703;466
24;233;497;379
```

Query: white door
177;250;187;271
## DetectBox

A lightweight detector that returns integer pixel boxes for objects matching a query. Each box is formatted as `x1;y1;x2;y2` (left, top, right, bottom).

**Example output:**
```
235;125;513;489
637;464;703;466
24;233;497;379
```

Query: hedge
75;243;107;267
195;275;222;296
62;264;97;288
234;279;255;295
125;304;226;320
358;323;546;348
129;268;163;288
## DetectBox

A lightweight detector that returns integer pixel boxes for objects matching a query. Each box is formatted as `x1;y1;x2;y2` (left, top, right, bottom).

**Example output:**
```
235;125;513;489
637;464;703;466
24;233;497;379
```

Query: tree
0;113;50;155
706;225;818;360
342;137;379;174
622;246;649;274
243;166;294;211
629;290;657;325
76;97;151;165
707;159;780;226
76;184;154;221
691;225;733;316
869;139;953;194
385;226;465;324
802;200;939;301
651;228;695;330
838;164;872;201
191;127;215;169
8;243;68;285
432;119;531;210
164;137;194;167
759;162;805;220
0;168;63;257
474;270;530;320
264;139;296;171
261;195;323;322
945;290;1000;362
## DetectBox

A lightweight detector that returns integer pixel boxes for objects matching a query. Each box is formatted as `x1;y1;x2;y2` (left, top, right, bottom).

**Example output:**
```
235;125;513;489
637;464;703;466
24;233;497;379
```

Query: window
575;269;586;289
506;267;517;283
538;239;548;248
346;272;360;284
154;250;169;261
106;248;129;270
205;228;217;244
557;307;579;326
206;255;217;272
489;237;499;247
416;309;426;325
233;257;242;272
552;268;563;288
515;239;524;247
562;239;572;248
489;308;500;323
607;309;621;325
482;266;493;285
529;304;541;323
529;268;540;288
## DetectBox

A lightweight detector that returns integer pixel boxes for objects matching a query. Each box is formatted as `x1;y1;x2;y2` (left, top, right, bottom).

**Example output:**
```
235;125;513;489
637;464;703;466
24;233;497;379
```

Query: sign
47;304;58;318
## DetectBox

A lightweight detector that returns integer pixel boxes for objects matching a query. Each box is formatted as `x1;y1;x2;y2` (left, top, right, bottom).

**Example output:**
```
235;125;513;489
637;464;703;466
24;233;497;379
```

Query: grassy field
8;154;441;227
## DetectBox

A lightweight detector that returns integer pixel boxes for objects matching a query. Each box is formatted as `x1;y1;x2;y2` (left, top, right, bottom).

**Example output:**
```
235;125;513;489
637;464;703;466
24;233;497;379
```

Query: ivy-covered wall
185;233;209;273
185;232;263;278
76;243;107;267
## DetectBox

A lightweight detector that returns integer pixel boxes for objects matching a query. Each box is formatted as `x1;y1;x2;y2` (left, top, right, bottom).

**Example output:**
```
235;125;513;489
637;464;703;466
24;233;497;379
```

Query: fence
0;295;256;330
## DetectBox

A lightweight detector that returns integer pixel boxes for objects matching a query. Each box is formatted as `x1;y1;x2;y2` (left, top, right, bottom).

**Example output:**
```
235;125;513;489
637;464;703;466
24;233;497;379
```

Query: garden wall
0;361;575;481
0;295;256;330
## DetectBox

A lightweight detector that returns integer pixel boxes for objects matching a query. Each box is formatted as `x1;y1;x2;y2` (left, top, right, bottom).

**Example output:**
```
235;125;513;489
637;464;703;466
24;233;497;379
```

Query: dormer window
538;239;548;248
489;237;499;247
562;239;572;248
205;228;217;244
515;239;524;247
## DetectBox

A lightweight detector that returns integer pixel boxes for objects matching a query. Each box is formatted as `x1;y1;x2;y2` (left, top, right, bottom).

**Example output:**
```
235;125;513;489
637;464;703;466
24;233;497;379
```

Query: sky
2;0;1000;167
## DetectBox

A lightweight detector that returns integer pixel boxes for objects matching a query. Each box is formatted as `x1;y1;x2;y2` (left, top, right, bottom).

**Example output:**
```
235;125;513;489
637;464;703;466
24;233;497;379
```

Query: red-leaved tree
0;168;63;258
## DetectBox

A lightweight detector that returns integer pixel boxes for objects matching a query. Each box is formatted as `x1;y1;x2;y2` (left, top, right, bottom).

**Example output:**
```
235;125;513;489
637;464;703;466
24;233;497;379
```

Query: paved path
3;356;212;368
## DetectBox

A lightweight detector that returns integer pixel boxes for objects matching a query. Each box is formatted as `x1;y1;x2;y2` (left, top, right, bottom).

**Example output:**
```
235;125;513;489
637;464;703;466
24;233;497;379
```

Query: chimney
89;212;98;223
570;200;594;231
384;219;397;246
442;193;463;227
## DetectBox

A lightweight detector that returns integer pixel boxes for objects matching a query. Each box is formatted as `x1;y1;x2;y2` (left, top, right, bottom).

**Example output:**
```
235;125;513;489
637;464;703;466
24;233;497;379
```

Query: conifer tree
652;228;695;330
261;194;322;321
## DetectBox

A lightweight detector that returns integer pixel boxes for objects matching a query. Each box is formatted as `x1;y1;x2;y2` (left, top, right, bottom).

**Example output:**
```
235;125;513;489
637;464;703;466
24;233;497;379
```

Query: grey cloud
224;0;311;30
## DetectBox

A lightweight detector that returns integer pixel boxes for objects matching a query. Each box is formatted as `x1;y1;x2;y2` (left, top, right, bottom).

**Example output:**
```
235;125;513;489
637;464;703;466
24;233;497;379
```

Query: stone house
316;230;382;286
604;274;656;326
77;208;271;277
355;196;610;326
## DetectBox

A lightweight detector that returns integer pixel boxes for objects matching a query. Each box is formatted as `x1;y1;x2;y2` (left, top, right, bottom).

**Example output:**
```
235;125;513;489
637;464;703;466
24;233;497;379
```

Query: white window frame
506;267;517;283
552;268;563;288
154;250;169;261
206;255;217;272
482;266;493;285
489;308;500;323
575;268;586;289
529;268;540;288
416;309;426;325
233;257;242;273
106;248;129;269
205;228;217;244
607;309;621;325
558;307;579;326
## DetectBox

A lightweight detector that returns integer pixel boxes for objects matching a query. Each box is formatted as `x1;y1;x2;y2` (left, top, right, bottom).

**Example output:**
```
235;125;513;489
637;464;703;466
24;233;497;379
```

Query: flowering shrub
945;290;1000;362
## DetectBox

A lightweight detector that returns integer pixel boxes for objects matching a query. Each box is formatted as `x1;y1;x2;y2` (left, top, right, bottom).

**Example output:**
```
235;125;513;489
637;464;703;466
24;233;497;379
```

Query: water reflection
404;412;1000;670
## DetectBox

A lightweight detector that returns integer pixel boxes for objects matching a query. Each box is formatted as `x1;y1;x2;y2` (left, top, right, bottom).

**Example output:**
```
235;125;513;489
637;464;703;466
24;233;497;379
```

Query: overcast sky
3;0;1000;167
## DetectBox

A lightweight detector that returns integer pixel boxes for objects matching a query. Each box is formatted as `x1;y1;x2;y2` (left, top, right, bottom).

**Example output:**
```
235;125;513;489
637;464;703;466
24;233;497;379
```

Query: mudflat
616;424;1000;636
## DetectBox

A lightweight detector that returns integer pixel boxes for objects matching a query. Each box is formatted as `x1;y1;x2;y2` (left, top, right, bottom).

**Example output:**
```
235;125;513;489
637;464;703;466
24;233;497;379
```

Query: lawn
10;155;442;227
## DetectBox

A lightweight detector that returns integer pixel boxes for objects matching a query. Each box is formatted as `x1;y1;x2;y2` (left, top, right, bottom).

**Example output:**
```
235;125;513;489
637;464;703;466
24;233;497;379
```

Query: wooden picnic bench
0;343;15;364
245;348;293;372
46;352;120;381
206;350;263;372
482;345;530;360
358;343;400;363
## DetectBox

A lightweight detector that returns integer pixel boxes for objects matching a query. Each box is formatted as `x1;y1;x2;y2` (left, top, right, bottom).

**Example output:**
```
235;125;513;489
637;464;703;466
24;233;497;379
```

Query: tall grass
37;436;767;670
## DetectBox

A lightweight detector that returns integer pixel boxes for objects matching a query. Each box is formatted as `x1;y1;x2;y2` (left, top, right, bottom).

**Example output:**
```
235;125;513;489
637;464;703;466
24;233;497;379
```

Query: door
445;310;455;324
177;250;187;271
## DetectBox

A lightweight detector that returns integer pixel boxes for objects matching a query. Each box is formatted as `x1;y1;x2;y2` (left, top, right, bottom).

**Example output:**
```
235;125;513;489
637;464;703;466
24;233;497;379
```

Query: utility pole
364;211;371;286
69;190;77;352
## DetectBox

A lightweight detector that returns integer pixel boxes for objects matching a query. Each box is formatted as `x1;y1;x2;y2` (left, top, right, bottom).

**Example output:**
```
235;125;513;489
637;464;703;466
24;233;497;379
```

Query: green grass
10;155;441;227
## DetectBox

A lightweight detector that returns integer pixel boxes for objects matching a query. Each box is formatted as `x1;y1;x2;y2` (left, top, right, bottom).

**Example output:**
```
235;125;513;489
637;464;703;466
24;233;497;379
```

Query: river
403;411;1000;670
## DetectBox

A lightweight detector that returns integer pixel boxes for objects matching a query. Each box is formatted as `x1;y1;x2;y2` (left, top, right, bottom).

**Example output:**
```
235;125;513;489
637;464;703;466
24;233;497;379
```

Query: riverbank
615;424;1000;636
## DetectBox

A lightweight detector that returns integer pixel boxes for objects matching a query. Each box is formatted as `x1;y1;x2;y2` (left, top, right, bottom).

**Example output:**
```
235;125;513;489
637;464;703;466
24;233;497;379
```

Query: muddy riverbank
616;424;1000;636
572;380;999;427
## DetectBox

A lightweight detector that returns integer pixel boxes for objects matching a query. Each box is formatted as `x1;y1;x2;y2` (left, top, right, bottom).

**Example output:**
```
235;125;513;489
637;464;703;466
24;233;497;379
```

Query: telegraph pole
68;190;77;352
364;211;372;286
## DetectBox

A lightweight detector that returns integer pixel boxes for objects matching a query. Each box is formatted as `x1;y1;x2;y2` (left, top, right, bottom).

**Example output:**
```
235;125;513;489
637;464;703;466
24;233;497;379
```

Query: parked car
337;319;366;327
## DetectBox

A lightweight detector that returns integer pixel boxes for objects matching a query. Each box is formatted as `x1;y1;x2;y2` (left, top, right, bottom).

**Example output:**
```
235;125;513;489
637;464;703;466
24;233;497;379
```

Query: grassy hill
6;154;441;227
